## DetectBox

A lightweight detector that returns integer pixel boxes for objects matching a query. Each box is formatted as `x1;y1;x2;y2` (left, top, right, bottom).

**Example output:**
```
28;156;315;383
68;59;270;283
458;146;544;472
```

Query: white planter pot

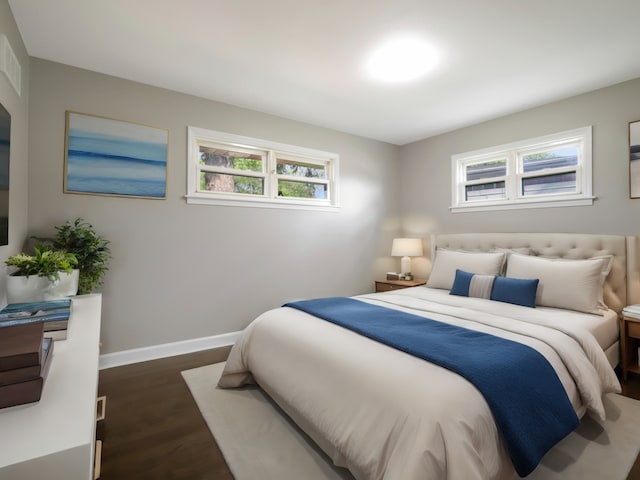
6;269;79;303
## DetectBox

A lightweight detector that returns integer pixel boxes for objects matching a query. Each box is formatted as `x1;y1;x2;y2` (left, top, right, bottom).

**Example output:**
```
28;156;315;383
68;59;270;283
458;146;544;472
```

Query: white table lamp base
400;256;412;275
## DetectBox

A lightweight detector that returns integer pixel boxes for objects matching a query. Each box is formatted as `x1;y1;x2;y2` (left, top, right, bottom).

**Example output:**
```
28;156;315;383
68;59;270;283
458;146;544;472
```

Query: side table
375;278;426;293
621;314;640;381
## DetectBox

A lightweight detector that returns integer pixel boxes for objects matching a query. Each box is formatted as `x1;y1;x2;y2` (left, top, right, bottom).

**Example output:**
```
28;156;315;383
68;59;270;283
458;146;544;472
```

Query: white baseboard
98;331;242;370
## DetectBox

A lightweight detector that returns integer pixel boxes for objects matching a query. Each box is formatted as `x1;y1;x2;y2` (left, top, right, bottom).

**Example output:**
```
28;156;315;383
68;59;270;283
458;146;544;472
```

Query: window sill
185;195;340;212
450;196;595;213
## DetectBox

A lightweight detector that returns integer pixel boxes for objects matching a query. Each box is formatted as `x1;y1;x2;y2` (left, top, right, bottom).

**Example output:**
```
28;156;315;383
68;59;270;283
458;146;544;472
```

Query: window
187;127;339;210
451;127;593;212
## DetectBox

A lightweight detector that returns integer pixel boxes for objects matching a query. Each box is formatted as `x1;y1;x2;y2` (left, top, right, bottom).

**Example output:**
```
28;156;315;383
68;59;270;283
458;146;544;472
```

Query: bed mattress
387;287;619;351
219;287;621;480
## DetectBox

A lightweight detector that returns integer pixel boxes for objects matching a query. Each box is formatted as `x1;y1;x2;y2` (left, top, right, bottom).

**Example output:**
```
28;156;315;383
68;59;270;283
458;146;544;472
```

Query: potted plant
5;246;79;302
48;218;111;295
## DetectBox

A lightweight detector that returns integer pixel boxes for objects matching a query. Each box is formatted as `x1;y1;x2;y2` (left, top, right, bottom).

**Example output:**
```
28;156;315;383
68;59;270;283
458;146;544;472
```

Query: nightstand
621;314;640;381
375;278;426;293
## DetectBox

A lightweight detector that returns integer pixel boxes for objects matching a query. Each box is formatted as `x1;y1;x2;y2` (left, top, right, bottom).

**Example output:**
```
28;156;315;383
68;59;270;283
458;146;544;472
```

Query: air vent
0;34;21;97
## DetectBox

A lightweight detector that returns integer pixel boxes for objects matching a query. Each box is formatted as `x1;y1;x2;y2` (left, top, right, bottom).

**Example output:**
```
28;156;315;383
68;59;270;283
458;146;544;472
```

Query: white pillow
427;249;506;290
505;253;610;314
491;247;531;275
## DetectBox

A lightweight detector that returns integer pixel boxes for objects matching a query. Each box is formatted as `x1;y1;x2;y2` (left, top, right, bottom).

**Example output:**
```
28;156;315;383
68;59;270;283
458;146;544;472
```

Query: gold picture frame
630;120;640;199
64;111;169;199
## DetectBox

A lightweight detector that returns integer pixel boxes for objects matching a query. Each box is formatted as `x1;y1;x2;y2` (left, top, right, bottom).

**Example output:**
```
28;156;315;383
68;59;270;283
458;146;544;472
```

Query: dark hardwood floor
99;347;640;480
98;347;233;480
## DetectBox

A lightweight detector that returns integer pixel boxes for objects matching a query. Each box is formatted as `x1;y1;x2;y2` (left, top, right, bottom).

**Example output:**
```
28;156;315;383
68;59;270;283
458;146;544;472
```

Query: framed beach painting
64;111;169;199
631;120;640;198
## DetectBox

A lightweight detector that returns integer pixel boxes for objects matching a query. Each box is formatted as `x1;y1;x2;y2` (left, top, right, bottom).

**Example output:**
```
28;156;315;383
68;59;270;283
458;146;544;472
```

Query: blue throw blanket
284;297;579;477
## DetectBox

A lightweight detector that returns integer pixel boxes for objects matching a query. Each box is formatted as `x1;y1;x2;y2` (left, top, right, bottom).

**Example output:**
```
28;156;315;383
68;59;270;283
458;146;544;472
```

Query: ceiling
8;0;640;145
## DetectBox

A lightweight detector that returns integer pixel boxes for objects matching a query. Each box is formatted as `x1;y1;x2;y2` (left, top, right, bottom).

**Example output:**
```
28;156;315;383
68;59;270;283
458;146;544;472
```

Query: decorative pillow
450;270;496;299
490;276;539;308
505;253;608;314
491;247;532;275
427;249;506;290
491;247;531;257
592;254;614;277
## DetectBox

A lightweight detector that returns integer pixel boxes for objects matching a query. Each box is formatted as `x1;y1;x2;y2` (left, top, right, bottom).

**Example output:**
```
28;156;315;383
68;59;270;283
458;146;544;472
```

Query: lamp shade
391;238;423;257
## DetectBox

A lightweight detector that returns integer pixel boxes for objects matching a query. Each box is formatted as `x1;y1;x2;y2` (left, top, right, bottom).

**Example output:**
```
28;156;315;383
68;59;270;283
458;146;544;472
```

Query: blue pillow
490;276;539;308
450;269;496;299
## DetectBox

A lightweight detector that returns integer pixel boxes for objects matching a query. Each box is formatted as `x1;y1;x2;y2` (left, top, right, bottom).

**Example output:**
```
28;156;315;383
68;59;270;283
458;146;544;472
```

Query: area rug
182;362;640;480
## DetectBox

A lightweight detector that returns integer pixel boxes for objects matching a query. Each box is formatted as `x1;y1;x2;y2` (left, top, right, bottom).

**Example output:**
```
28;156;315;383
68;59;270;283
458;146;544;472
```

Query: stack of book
623;304;640;320
0;299;72;340
0;322;54;408
0;299;71;408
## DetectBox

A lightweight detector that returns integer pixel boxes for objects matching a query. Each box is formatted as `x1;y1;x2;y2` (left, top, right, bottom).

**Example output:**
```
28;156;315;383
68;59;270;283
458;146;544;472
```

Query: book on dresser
0;299;72;319
0;322;44;371
0;299;71;340
0;336;54;408
0;357;44;386
623;304;640;320
0;317;55;409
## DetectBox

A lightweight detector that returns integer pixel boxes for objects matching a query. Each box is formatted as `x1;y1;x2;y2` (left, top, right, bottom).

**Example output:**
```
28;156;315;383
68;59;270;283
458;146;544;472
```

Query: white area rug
182;362;640;480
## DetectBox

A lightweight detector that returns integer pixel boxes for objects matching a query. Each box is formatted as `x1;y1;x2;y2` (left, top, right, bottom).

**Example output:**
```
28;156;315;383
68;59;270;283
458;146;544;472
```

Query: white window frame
450;126;593;212
187;126;340;211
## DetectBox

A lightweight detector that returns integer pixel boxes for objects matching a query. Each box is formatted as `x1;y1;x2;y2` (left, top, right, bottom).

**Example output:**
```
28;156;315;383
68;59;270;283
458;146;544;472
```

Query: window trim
186;127;340;211
450;126;594;213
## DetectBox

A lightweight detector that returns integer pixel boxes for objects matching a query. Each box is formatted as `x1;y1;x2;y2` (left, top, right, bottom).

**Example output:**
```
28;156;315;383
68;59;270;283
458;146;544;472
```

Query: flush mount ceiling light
366;35;438;83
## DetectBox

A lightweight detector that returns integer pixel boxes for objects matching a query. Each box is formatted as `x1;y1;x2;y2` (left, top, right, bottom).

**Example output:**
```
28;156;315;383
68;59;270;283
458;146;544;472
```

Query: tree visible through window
187;127;339;210
199;148;264;195
276;157;327;199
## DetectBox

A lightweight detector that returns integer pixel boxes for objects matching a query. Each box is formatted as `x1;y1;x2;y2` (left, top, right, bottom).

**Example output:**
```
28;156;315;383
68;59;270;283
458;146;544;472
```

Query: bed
219;233;638;480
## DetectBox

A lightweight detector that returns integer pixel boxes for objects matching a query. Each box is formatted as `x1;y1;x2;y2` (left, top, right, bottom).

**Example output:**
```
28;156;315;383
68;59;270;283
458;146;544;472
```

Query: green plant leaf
6;246;78;282
51;218;111;294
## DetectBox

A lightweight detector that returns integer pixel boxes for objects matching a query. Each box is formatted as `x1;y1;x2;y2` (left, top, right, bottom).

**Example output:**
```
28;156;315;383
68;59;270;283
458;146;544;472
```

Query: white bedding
219;287;621;480
537;305;619;352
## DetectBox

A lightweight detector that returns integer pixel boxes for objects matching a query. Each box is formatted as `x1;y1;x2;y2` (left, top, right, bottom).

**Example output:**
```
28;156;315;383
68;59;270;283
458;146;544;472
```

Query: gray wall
19;11;640;354
28;59;401;354
400;78;640;278
0;0;29;303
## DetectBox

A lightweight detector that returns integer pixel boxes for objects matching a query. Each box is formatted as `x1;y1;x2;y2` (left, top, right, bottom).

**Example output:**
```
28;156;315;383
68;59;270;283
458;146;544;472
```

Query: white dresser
0;294;102;480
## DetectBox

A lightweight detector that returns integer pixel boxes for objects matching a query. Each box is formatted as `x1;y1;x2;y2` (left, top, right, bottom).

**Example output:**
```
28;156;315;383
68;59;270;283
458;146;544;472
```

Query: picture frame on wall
64;111;169;199
630;120;640;198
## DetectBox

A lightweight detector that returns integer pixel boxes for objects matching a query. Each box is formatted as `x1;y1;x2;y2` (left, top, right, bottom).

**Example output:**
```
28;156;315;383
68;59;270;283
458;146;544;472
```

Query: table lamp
391;238;423;276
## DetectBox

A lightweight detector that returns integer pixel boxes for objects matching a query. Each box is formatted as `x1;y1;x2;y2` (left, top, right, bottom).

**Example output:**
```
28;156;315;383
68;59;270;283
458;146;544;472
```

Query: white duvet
219;287;621;480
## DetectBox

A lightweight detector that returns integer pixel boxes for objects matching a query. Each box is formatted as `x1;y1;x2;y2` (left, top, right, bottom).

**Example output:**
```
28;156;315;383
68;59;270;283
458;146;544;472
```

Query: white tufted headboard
431;233;640;313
